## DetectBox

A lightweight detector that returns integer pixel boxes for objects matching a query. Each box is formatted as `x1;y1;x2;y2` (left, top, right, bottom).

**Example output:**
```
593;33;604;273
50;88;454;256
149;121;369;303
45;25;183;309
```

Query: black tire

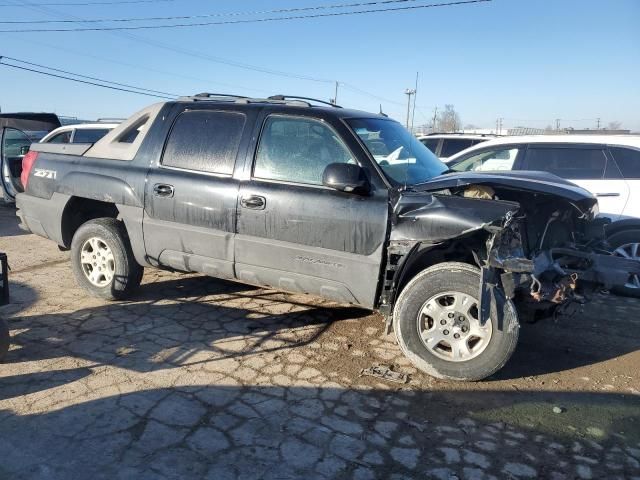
394;262;519;381
607;229;640;298
70;218;143;300
0;317;9;362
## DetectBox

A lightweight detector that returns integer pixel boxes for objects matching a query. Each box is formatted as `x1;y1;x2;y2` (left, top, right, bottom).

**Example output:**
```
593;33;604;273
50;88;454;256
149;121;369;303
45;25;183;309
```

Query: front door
235;114;388;308
143;109;250;278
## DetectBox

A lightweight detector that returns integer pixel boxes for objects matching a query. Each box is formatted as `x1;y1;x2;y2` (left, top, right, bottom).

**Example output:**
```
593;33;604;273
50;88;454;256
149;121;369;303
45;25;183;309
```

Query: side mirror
322;163;370;195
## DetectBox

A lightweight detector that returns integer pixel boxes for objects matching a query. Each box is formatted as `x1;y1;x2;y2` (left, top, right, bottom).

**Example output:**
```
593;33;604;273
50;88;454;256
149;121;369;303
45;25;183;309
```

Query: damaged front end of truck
379;171;640;331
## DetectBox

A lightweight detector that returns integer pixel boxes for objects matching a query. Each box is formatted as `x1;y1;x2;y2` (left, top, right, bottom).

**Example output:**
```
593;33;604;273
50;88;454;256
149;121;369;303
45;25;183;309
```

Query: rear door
143;108;253;278
520;144;629;220
235;112;388;308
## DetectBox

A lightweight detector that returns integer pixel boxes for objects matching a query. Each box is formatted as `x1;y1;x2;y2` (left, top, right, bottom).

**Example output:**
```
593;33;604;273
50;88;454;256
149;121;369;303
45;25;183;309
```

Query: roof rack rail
268;95;342;108
194;92;249;99
178;93;342;109
96;117;125;123
178;92;250;102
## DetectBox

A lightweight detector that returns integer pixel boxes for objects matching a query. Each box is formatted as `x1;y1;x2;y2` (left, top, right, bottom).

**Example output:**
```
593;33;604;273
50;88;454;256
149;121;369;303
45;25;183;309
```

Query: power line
0;0;473;23
8;0;335;83
341;83;407;107
0;56;176;99
2;55;178;96
3;1;460;110
6;36;275;96
0;0;175;6
0;0;492;32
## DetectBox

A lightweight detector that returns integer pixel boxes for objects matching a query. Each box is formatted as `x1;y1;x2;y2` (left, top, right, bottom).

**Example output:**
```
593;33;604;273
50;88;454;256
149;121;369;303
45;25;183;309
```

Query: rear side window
440;139;475;157
162;110;245;175
73;128;110;144
522;147;607;179
420;138;440;155
47;131;72;144
610;147;640;179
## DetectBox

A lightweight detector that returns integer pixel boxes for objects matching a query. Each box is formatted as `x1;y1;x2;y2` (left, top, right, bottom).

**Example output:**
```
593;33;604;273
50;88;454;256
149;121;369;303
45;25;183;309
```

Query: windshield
346;118;447;186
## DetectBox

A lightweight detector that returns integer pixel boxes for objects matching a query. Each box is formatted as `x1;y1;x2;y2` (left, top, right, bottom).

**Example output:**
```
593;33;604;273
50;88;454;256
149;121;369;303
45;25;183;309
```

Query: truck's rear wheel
0;317;9;362
71;218;143;300
394;262;519;381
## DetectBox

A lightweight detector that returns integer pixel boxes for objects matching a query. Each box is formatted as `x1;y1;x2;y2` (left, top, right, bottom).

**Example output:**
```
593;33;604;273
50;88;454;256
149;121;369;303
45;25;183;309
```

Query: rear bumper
15;193;66;245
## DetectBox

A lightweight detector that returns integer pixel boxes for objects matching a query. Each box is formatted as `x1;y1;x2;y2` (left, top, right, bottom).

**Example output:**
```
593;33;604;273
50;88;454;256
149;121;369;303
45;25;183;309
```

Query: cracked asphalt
0;204;639;480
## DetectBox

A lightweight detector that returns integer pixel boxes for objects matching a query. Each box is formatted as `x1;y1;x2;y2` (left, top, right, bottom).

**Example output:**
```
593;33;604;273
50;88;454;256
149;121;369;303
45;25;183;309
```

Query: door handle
153;183;175;198
241;195;266;210
595;193;620;198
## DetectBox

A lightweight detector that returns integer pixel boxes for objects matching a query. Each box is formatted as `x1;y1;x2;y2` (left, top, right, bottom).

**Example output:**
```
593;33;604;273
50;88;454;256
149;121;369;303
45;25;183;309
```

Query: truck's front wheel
71;218;143;300
394;262;519;381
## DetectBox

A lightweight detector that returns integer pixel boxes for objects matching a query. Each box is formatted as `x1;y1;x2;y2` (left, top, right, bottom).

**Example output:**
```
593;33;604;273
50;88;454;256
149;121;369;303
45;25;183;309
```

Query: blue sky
0;0;639;130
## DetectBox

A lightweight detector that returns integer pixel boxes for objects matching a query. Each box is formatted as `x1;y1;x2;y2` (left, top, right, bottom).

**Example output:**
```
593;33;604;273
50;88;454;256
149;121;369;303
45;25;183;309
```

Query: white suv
447;135;640;295
417;134;495;161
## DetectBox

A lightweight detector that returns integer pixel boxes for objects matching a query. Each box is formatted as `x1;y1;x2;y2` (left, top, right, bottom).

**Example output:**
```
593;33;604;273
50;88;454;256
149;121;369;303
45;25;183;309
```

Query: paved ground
0;204;639;480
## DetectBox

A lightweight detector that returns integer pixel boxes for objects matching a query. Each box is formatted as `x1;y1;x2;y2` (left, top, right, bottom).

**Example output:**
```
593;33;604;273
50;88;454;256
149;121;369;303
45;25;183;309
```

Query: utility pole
596;117;601;129
331;81;339;105
555;118;561;131
410;72;419;132
432;106;438;133
405;88;416;130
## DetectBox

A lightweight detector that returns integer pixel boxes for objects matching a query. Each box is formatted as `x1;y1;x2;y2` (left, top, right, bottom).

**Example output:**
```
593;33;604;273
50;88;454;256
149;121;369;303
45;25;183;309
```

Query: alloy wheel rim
613;242;640;289
416;291;493;362
80;237;115;287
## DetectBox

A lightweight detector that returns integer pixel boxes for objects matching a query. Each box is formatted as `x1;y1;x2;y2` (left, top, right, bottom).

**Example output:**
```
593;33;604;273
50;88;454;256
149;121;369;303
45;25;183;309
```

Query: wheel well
61;197;119;248
396;238;481;297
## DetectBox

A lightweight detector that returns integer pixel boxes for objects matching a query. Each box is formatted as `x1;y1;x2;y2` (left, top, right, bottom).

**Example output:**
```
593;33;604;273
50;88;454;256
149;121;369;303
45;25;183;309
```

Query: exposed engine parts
382;180;640;331
530;272;578;304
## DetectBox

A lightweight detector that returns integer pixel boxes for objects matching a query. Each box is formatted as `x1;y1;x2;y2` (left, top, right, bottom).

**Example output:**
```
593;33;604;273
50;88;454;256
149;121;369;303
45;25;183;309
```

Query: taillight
21;151;38;190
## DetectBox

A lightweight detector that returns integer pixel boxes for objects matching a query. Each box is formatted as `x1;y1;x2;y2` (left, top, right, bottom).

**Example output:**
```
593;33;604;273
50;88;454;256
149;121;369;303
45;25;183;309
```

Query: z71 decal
33;169;57;180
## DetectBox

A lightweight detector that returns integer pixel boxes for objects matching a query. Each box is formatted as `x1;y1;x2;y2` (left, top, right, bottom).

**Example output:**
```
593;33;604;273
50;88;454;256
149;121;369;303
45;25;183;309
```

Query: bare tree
607;121;622;130
436;105;461;132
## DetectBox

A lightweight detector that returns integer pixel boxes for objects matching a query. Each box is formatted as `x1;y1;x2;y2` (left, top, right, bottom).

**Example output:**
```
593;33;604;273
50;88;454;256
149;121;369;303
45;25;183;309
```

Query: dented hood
391;171;597;243
413;170;597;205
391;192;520;242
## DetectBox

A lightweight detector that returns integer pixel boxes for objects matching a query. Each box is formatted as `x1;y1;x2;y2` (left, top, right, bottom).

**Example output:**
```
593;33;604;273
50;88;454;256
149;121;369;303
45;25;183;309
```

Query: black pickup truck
15;93;640;381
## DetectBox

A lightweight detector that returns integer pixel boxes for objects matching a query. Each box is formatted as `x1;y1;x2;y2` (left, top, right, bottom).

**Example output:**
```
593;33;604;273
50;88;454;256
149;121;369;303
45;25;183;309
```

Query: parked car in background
418;133;495;161
40;122;119;145
1;113;61;203
447;135;640;296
